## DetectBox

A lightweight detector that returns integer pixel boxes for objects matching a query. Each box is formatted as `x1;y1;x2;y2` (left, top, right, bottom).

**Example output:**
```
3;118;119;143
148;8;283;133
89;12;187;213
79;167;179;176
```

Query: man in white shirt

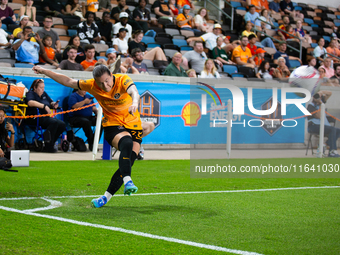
0;19;14;48
112;12;132;42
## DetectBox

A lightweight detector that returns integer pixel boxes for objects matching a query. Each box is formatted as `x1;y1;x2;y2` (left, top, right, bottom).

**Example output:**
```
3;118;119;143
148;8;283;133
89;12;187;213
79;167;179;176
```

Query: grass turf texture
0;159;339;255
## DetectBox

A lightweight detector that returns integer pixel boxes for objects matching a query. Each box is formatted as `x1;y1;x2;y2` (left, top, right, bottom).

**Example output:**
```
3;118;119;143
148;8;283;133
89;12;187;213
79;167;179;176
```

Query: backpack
0;157;17;172
73;136;87;152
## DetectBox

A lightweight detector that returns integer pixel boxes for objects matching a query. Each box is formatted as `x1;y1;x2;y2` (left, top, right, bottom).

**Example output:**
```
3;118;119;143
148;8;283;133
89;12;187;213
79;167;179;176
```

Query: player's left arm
127;84;140;116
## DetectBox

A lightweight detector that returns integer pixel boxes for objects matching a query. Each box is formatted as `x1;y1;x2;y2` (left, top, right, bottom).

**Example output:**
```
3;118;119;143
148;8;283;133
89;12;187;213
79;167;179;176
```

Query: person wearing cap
164;52;188;77
176;5;200;35
152;0;174;20
113;12;132;42
113;27;129;57
0;0;16;25
212;36;234;65
244;5;261;30
13;15;36;42
37;16;61;53
77;11;104;44
58;45;84;71
187;23;225;52
254;48;266;66
231;35;256;68
96;11;113;47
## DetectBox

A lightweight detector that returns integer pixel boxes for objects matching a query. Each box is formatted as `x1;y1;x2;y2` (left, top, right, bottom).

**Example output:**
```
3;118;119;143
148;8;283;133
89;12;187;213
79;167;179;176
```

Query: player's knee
118;135;133;152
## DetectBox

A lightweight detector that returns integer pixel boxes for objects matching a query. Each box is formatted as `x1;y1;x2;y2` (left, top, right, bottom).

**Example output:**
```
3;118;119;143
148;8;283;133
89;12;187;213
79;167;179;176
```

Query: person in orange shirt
32;64;143;207
176;5;200;34
247;0;269;12
177;0;194;10
326;39;340;63
39;35;59;67
80;44;97;71
231;35;255;68
86;0;99;12
254;48;266;66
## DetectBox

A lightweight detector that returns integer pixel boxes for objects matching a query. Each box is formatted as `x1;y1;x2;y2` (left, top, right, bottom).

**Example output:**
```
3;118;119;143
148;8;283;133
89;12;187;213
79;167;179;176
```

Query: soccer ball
289;65;321;97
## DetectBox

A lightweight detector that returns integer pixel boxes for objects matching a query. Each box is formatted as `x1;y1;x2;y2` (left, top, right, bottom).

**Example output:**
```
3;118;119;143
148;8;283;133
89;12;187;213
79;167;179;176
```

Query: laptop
10;150;30;167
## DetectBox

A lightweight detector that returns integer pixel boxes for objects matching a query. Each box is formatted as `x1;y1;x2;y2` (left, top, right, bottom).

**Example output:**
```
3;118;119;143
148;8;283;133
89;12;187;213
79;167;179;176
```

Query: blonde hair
203;59;217;75
186;69;196;76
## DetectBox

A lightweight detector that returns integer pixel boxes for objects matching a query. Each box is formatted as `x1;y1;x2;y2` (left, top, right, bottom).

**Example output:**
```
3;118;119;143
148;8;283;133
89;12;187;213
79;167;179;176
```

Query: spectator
254;48;266;66
86;0;99;13
244;5;261;29
182;41;221;73
177;0;194;10
78;11;104;44
280;0;303;19
194;7;213;33
113;28;129;56
318;66;335;86
256;60;274;79
65;0;86;21
110;0;131;22
187;23;225;51
231;35;255;68
0;107;15;159
96;11;113;46
37;16;61;53
43;0;66;17
284;25;299;42
112;12;132;41
68;89;100;151
307;57;316;68
133;0;157;31
0;0;16;25
131;48;149;74
80;44;103;71
19;0;39;27
200;59;220;78
246;0;269;12
247;34;258;56
269;0;283;15
273;42;301;68
152;0;174;20
256;21;277;50
330;65;340;85
106;48;139;74
12;26;45;65
212;36;235;65
128;30;168;62
98;0;111;12
25;79;66;153
326;39;340;63
168;0;179;16
313;38;327;66
273;56;290;79
164;52;188;77
307;91;340;157
0;19;14;49
222;35;241;54
58;45;84;70
278;16;289;41
295;19;312;45
242;22;256;37
38;35;59;67
259;9;273;29
320;58;335;78
186;69;197;77
62;35;86;64
13;15;35;41
331;25;340;40
176;5;200;35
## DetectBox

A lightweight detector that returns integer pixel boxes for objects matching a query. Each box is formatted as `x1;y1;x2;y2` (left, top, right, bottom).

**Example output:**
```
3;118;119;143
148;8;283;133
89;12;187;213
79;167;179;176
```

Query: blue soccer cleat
124;180;138;196
91;195;107;208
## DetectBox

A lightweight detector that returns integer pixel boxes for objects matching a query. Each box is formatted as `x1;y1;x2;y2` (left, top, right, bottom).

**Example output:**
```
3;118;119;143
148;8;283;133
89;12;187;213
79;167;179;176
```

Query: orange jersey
231;45;252;63
39;46;55;63
78;74;142;130
87;0;99;12
81;59;97;70
254;56;263;66
176;13;193;28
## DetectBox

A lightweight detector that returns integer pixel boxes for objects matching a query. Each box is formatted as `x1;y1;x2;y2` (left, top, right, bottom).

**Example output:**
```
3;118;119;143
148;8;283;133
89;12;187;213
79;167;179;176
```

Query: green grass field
0;159;340;255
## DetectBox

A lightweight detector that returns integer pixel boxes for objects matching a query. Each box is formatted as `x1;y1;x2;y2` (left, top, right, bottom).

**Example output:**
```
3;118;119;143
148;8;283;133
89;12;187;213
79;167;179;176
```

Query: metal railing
205;0;233;30
326;52;340;62
254;18;302;60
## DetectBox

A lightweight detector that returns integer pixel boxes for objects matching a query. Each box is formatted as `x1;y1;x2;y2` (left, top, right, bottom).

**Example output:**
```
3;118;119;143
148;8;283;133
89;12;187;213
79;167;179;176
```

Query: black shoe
43;130;51;143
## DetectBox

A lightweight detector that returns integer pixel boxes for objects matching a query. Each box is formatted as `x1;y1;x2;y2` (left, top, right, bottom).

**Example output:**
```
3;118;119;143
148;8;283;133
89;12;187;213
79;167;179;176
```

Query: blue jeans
261;37;276;50
308;124;340;151
2;17;15;25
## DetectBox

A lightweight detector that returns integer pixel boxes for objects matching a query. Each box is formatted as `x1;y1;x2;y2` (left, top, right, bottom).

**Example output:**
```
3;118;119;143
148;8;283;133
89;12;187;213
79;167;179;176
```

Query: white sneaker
328;150;340;158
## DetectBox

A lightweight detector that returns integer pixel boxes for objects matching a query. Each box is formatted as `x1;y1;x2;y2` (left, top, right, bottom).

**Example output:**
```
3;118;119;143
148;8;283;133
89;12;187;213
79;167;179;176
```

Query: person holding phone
0;107;15;159
67;89;101;151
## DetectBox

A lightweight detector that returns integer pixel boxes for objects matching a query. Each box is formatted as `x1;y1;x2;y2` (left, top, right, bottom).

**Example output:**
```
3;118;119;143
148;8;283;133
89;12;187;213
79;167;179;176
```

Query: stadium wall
2;68;340;149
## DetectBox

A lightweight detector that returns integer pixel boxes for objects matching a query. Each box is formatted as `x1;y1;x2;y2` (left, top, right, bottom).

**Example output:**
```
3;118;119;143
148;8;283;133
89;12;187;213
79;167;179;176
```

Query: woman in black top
128;30;168;62
62;35;86;64
25;79;66;152
0;107;15;159
133;0;158;29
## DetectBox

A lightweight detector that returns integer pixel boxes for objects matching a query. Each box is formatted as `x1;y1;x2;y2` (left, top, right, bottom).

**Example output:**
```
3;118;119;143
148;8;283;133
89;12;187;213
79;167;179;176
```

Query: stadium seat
164;49;179;58
165;28;180;36
14;63;34;68
0;62;12;67
335;22;340;27
146;43;161;49
172;35;186;40
60;40;68;49
1;24;7;30
0;50;11;59
180;29;194;38
304;18;314;25
141;36;155;44
223;65;238;74
92;43;108;53
155;36;172;45
172;39;188;47
0;59;15;66
143;59;154;68
180;45;193;51
295;6;302;11
63;18;81;29
52;28;67;36
289;59;301;68
52;17;63;24
68;29;77;36
230;1;242;8
97;56;108;61
322;35;331;43
310;43;318;48
163;44;180;51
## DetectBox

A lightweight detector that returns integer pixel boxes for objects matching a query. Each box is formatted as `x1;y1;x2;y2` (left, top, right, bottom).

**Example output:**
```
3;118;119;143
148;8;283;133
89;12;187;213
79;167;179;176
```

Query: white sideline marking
0;186;339;255
0;185;339;201
0;205;262;255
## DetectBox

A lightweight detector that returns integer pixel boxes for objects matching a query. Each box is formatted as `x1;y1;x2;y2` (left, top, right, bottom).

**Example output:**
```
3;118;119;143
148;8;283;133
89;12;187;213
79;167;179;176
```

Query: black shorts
104;126;143;145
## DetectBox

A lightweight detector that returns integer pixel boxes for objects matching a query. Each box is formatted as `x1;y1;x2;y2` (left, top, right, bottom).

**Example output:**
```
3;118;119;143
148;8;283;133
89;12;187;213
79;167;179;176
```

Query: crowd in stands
0;0;339;81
